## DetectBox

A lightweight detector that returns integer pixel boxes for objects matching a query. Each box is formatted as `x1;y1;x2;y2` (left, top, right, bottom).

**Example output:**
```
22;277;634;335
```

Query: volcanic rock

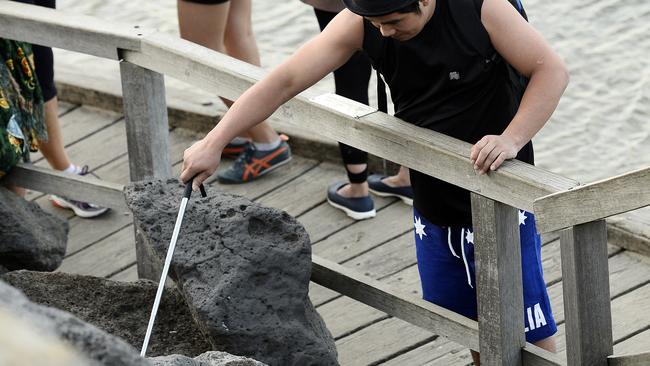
0;279;149;365
1;270;211;357
0;186;67;271
125;179;338;366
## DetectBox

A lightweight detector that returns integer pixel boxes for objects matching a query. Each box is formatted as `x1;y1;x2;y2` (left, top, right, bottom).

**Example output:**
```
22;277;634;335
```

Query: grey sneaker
50;165;110;218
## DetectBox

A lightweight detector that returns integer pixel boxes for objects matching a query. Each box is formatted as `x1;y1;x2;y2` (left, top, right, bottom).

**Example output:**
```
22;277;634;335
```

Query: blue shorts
413;208;557;343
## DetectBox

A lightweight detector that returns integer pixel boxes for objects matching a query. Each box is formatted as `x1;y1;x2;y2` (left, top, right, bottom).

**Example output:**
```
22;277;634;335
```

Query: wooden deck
30;102;650;365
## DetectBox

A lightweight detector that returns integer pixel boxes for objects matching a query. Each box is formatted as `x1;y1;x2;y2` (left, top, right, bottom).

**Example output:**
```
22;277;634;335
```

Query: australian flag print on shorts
413;208;557;343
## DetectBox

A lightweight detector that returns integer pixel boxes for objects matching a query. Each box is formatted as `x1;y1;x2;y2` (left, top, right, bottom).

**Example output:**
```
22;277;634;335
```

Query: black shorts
182;0;229;4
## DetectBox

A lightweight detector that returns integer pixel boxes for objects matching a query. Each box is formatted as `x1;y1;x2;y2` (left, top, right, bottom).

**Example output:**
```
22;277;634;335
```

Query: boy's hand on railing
180;138;222;191
470;134;519;175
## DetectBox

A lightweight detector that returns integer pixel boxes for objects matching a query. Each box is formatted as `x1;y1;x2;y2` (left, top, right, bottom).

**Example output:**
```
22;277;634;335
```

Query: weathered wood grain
312;202;413;263
535;167;650;233
0;1;142;59
472;194;525;366
58;225;136;277
5;164;126;211
311;255;479;350
608;352;650;366
560;221;613;366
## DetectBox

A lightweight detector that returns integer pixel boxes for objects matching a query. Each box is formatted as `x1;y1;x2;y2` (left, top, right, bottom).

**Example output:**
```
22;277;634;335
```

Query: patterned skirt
0;38;46;178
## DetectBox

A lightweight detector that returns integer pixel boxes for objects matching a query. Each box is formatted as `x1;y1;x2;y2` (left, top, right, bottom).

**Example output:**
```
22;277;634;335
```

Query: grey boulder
150;351;267;366
1;270;210;357
0;279;150;366
125;179;338;366
0;186;68;271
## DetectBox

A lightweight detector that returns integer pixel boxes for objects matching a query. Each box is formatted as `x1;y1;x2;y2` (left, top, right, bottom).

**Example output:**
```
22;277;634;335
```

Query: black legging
12;0;57;102
314;9;370;181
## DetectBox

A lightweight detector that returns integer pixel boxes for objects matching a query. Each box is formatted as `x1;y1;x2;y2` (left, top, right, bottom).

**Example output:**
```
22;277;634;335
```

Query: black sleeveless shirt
362;0;534;227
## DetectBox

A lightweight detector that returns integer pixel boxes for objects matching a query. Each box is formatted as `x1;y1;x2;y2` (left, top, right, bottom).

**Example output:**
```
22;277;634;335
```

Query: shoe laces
78;165;90;176
233;144;257;168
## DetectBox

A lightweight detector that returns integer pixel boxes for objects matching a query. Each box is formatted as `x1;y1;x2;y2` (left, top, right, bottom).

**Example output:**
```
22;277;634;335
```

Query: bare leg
383;166;411;187
37;97;72;171
337;163;369;198
178;0;278;143
470;336;556;365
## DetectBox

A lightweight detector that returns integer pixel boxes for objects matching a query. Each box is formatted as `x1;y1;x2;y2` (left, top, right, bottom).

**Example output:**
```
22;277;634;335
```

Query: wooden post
560;220;612;366
120;61;172;280
471;193;525;366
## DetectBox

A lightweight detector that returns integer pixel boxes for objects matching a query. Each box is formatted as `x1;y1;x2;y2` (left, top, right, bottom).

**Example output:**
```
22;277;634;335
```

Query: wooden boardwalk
30;102;650;365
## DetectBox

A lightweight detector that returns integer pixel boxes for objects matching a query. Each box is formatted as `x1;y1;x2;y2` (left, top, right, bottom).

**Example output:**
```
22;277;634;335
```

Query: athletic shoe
217;141;291;184
327;181;376;220
222;139;252;159
368;174;414;206
50;165;110;218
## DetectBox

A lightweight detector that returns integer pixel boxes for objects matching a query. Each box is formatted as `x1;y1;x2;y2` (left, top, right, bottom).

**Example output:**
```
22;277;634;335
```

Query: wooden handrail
121;32;579;213
4;164;127;212
608;351;650;366
0;1;142;60
534;167;650;233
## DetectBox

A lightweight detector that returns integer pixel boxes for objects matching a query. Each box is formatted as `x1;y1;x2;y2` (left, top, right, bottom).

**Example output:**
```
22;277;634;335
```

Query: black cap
343;0;419;16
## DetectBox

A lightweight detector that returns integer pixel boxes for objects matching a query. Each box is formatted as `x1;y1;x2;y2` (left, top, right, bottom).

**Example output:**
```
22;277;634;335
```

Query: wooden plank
556;284;650;357
317;296;388;339
309;282;341;307
345;231;417;279
256;162;345;216
471;194;525;366
311;255;479;350
120;61;172;281
119;61;172;181
614;330;650;356
0;1;141;59
299;196;396;244
123;33;579;214
560;220;613;366
312;202;413;263
46;119;129;170
335;317;436;366
378;338;465;366
31;106;121;163
315;233;418;339
4;164;126;211
65;210;133;257
548;251;650;324
608;352;650;366
535;167;650;233
58;225;136;277
109;264;138;282
523;344;567;366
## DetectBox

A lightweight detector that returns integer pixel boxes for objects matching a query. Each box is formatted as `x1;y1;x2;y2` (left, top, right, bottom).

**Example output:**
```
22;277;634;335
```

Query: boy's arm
181;10;364;188
470;0;570;174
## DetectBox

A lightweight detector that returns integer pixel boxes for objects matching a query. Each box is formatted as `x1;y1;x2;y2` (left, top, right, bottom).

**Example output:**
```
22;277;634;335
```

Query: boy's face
365;2;431;41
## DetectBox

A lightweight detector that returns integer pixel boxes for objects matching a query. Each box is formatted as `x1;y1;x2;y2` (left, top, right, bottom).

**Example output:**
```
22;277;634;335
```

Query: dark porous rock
150;351;267;366
0;186;68;271
1;270;211;357
125;179;338;366
0;279;150;366
0;264;8;275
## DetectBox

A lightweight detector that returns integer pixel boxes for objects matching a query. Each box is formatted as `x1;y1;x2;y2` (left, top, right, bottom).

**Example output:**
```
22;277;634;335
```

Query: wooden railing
2;2;649;366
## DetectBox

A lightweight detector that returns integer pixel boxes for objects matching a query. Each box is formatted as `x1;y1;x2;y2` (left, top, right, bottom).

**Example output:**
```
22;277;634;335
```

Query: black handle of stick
184;177;208;199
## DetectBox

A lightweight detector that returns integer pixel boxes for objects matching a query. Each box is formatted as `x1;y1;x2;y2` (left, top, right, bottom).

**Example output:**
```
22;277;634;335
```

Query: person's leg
38;97;72;171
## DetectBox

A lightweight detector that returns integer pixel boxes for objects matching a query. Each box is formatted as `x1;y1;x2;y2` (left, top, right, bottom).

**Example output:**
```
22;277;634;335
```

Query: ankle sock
253;138;281;152
63;164;81;175
230;136;249;145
